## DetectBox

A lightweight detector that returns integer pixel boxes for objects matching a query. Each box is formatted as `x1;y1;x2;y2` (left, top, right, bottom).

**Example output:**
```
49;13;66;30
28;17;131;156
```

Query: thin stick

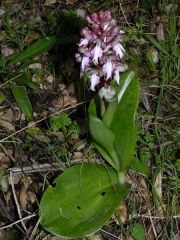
0;213;37;230
119;4;131;27
29;216;41;240
0;101;86;143
148;209;157;238
8;163;61;174
129;213;180;220
0;74;22;88
9;171;27;232
0;143;16;162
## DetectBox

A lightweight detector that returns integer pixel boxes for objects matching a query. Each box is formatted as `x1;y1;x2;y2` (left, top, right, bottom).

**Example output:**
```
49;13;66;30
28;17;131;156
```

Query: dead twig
0;143;16;162
119;3;131;27
9;171;27;232
0;101;87;143
0;213;37;230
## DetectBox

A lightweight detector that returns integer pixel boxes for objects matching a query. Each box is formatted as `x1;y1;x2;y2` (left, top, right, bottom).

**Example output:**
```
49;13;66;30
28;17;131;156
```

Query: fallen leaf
113;201;127;224
76;9;86;18
66;0;77;5
72;151;83;161
1;45;15;57
51;95;77;109
28;63;42;69
140;88;151;112
19;187;36;210
0;108;15;131
154;171;166;216
44;0;57;5
0;9;6;16
156;22;165;41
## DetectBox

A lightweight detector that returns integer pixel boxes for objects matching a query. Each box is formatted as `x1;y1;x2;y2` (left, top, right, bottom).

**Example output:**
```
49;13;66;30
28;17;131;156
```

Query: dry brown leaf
51;95;77;109
0;152;10;169
147;226;156;240
154;171;166;216
113;201;127;224
19;187;36;210
26;32;41;44
19;187;28;210
44;0;57;5
92;233;104;240
0;108;16;132
66;0;77;5
76;9;86;18
72;151;83;161
1;45;15;57
20;176;32;189
140;88;151;112
156;22;165;41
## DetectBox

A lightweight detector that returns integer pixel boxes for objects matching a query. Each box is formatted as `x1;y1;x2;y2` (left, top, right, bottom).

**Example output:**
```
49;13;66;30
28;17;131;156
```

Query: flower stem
117;171;125;185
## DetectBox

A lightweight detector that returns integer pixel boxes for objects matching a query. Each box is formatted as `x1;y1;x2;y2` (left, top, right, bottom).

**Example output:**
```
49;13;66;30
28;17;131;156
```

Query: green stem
117;171;125;185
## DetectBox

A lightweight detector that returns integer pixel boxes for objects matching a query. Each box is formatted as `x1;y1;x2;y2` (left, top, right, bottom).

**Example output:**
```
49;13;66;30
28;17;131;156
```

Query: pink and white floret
75;10;128;100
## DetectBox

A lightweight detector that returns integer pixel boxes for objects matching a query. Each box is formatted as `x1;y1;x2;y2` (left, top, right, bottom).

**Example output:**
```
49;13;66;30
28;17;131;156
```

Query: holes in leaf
76;205;83;210
101;191;106;196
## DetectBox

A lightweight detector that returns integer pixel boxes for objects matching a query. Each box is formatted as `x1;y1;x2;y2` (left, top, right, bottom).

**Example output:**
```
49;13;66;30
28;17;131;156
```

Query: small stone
28;63;42;69
0;9;6;17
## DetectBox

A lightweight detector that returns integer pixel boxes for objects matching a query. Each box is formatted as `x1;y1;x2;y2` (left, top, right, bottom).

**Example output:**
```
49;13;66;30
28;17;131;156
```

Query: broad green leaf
94;143;116;169
0;91;6;104
9;36;57;64
111;71;139;171
102;99;118;128
15;73;39;90
40;163;128;238
129;223;145;240
89;114;119;170
11;86;33;120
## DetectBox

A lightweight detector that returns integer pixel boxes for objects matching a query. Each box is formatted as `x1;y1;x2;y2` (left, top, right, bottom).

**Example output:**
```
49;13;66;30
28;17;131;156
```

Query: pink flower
90;74;100;91
113;43;125;59
103;61;113;80
91;45;103;64
79;38;89;47
76;10;127;98
81;56;90;71
114;64;128;84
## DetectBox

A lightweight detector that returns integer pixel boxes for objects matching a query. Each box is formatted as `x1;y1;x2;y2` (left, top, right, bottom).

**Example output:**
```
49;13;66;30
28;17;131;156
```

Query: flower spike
76;10;127;100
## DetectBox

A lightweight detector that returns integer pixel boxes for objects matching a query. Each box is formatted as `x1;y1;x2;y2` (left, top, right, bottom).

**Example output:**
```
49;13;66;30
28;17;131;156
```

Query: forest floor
0;0;179;239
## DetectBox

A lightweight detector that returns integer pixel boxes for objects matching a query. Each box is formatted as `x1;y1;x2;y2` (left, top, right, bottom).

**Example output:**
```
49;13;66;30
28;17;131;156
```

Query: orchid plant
40;10;139;238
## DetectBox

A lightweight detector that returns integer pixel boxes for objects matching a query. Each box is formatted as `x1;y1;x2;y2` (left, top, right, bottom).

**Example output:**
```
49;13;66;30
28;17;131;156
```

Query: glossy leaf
40;163;128;238
89;114;119;169
9;36;57;64
11;86;33;120
111;71;139;171
94;143;116;169
102;99;118;128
